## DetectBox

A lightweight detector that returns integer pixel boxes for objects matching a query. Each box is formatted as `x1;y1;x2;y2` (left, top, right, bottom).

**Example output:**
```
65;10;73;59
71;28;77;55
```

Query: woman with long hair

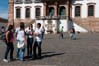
26;24;34;57
3;25;14;62
16;22;26;62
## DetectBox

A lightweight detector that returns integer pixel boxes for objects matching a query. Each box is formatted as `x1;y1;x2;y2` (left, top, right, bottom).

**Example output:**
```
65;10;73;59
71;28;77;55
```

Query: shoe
3;59;8;63
9;58;15;61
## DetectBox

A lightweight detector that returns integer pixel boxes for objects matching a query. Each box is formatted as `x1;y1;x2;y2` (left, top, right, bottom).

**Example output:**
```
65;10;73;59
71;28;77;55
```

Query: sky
0;0;8;19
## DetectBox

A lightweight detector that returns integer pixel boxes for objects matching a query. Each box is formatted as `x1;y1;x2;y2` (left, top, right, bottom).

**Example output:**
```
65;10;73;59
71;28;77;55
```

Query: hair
1;26;4;28
20;22;25;30
8;25;13;31
29;24;33;29
37;23;41;27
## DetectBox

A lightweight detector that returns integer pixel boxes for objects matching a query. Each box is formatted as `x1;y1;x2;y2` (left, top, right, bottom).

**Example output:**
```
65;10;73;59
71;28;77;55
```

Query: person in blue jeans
3;25;14;63
15;22;26;62
26;24;34;57
70;27;76;39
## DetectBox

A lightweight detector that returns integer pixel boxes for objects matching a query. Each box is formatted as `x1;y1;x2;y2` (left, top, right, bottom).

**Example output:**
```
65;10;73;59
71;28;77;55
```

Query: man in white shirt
33;23;42;59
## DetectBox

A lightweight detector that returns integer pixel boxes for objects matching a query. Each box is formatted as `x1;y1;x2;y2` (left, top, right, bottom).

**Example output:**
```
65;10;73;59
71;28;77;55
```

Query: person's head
29;24;33;29
62;26;64;28
70;18;72;21
8;25;13;31
20;22;24;30
1;26;4;29
37;23;41;29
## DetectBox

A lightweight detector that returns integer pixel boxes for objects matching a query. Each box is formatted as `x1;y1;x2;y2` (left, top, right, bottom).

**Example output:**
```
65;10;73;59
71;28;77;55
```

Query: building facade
8;0;99;34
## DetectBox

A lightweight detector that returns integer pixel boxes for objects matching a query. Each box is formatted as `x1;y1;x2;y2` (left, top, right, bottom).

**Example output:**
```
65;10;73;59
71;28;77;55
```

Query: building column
66;0;71;31
69;0;72;19
55;2;58;16
8;0;14;25
54;1;58;33
43;2;47;16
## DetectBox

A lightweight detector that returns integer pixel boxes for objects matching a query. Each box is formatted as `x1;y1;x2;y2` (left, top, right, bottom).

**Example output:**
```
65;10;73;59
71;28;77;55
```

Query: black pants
33;41;41;58
42;32;44;39
59;33;63;39
27;37;33;56
5;42;14;59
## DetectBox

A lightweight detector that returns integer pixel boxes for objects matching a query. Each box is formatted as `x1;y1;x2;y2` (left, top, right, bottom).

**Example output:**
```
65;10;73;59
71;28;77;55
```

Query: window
75;6;81;17
16;0;21;2
16;8;21;18
49;7;54;16
25;0;32;3
36;8;40;17
26;8;30;18
88;5;94;16
60;6;66;16
26;0;31;1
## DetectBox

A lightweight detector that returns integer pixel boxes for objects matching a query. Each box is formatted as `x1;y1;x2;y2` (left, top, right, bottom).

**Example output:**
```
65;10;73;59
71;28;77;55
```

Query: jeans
71;33;75;39
33;41;42;58
27;37;33;56
5;42;14;59
59;33;63;39
17;48;25;61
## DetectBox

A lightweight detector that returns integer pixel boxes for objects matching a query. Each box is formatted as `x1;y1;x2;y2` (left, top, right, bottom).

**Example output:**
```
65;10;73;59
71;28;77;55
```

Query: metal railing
14;0;43;4
36;15;67;20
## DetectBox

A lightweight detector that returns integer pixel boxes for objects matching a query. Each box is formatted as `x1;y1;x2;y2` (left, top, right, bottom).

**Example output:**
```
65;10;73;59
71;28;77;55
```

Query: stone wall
72;17;99;32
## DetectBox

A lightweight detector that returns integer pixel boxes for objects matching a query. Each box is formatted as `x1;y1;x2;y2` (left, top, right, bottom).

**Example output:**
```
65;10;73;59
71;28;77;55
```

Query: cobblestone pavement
0;33;99;66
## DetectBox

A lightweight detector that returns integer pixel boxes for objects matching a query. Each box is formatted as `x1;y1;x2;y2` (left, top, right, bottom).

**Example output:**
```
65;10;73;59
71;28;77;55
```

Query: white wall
73;22;88;32
14;3;44;19
59;20;68;32
72;0;99;18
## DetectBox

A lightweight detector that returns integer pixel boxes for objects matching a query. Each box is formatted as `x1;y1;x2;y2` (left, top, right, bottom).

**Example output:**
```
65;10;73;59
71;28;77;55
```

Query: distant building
0;18;8;28
8;0;99;34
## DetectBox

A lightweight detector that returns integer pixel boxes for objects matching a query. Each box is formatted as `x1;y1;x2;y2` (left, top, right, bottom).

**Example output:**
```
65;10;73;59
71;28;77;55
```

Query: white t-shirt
16;28;25;41
26;29;33;38
34;28;42;42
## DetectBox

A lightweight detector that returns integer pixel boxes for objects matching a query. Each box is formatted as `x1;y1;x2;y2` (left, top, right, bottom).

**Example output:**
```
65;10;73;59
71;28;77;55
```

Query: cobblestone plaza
0;33;99;66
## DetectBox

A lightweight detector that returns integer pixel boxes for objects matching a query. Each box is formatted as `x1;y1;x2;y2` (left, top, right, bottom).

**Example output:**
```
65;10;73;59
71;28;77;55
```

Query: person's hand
6;40;9;44
24;40;27;45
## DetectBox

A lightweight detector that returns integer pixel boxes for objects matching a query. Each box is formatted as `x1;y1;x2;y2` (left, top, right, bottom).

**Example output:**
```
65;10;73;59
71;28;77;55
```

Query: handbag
17;41;24;49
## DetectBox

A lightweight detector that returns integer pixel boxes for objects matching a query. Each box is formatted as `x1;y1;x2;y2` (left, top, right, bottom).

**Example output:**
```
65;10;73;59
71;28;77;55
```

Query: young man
33;23;42;59
59;26;64;39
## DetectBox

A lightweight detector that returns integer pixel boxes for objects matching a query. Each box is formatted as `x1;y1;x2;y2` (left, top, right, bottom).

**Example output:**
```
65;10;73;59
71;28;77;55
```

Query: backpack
2;33;6;43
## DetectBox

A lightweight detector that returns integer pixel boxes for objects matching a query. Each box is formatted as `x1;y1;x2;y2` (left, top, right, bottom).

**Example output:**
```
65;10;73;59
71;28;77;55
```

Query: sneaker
3;59;8;63
9;58;15;61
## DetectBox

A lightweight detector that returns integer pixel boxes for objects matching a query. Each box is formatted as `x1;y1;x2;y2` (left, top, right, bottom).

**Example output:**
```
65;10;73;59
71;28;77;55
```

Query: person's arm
6;31;10;43
24;31;27;45
34;33;40;37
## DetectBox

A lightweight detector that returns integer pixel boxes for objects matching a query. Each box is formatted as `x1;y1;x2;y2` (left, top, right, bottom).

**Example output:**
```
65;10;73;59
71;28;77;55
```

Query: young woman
3;25;14;62
26;24;34;57
16;22;26;62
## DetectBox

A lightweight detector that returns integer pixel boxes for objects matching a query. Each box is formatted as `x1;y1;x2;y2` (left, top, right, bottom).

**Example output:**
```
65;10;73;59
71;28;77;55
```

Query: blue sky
0;0;8;19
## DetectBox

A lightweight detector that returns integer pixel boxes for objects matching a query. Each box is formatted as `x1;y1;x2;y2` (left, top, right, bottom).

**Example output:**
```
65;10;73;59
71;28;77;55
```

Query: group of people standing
3;22;45;63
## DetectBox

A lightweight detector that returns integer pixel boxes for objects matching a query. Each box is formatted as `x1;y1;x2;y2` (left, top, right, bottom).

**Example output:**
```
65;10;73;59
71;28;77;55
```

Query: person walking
59;26;64;39
26;24;34;57
1;26;6;40
15;22;26;62
33;23;43;59
3;25;14;63
70;27;76;40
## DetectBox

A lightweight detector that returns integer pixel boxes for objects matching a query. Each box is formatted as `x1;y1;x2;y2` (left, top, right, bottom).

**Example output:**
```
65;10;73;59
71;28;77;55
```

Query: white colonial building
8;0;99;34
